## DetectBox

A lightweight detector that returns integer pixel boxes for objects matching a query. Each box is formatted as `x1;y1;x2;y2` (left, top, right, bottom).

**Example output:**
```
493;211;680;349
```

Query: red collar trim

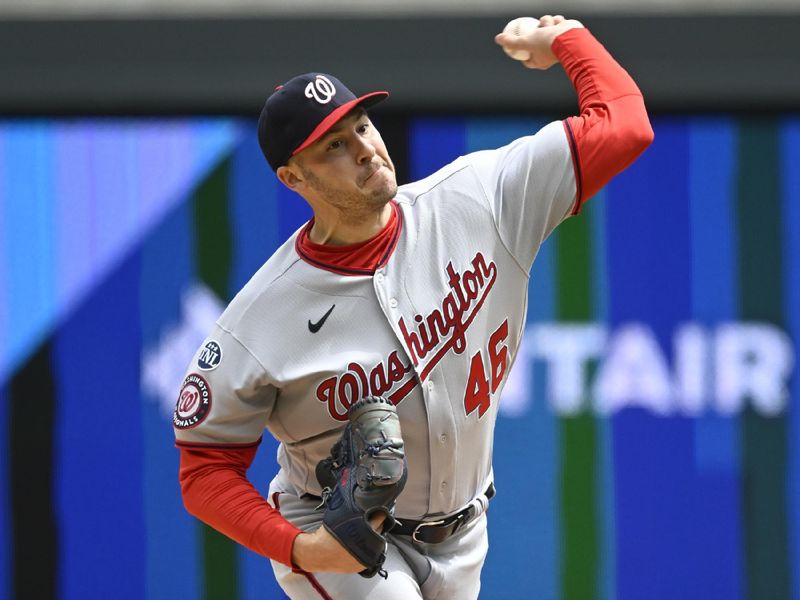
294;201;403;276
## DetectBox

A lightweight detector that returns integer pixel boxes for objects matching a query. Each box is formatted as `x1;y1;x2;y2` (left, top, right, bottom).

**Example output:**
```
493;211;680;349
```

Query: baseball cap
257;73;389;171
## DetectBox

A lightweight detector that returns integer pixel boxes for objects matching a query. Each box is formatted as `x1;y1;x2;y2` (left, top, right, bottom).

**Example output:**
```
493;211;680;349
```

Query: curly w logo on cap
305;75;337;104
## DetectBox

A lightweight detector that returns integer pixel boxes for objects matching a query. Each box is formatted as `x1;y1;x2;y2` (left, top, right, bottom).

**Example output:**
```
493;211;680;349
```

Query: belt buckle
412;518;447;543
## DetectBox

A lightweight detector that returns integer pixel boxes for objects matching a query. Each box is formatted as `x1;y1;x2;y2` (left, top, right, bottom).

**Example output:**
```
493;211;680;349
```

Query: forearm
178;444;302;567
554;27;655;207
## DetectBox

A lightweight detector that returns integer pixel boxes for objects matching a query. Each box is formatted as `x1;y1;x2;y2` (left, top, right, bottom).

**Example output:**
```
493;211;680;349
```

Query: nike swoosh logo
308;304;336;333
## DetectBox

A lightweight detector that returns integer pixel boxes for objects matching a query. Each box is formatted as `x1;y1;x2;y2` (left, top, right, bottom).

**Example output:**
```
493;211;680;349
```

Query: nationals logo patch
173;373;212;429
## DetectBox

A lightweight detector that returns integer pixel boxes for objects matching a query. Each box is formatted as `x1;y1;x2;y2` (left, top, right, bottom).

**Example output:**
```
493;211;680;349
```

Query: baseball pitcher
174;15;653;599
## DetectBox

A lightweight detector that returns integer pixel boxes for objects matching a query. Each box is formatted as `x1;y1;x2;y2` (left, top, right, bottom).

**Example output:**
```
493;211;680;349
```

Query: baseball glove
315;396;408;579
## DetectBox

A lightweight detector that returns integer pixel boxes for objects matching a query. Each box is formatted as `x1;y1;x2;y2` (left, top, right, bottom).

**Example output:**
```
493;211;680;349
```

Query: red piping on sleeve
562;119;583;214
178;442;302;567
176;438;262;450
552;27;654;213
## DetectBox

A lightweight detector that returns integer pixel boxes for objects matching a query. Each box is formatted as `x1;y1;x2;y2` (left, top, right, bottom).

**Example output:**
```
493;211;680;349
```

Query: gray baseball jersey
174;119;575;520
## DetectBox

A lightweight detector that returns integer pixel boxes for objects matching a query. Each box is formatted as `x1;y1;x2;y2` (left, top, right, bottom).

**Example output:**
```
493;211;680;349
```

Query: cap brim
291;91;389;157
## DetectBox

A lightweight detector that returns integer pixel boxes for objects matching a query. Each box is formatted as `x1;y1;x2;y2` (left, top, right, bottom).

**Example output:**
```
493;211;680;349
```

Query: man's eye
358;123;370;134
327;140;343;150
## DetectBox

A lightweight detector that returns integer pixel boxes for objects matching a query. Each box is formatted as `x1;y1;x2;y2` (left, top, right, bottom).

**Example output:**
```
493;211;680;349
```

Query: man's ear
276;165;303;190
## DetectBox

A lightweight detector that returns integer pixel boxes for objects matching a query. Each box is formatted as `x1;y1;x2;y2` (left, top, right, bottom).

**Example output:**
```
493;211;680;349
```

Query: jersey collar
294;200;402;276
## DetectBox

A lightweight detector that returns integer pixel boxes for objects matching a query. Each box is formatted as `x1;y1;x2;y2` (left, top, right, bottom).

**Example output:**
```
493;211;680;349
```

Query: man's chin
372;183;398;205
366;174;397;203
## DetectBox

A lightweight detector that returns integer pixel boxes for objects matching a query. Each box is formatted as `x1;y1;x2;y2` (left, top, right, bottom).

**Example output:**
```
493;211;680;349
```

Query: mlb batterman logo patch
174;373;212;429
197;340;222;370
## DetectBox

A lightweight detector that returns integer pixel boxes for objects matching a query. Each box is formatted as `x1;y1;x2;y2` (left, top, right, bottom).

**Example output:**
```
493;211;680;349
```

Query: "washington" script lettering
316;351;413;421
399;252;497;373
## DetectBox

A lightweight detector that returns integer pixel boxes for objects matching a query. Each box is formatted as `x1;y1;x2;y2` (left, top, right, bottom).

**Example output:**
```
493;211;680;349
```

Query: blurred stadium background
1;1;799;599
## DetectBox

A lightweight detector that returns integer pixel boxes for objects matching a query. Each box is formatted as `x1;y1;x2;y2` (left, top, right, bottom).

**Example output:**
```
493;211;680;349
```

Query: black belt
389;483;496;544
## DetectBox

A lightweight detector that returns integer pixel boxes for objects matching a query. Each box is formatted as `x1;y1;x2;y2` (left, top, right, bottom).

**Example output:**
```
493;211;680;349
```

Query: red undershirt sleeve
552;27;655;213
177;441;302;567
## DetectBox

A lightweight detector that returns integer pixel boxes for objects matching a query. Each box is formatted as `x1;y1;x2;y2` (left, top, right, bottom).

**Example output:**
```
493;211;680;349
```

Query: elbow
609;95;654;159
618;114;654;163
627;99;655;154
180;477;201;519
633;118;655;153
179;463;210;521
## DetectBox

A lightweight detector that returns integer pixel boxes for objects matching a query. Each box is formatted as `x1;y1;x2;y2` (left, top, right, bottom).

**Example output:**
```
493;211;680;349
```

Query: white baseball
502;17;540;61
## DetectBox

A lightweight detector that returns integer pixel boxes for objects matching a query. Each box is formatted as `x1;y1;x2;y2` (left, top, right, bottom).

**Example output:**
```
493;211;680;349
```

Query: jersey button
389;298;398;308
440;433;448;443
441;481;448;490
427;381;434;392
375;273;384;284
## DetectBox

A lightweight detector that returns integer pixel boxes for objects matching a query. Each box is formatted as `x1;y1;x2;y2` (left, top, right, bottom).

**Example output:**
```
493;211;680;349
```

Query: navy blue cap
257;73;389;171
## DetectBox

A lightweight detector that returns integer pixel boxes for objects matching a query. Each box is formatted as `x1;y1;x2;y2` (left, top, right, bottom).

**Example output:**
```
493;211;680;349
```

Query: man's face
286;109;398;219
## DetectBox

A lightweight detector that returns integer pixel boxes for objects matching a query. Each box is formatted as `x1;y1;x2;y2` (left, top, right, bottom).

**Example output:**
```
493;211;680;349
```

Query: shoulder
395;157;472;204
394;121;568;206
395;152;493;212
217;228;304;334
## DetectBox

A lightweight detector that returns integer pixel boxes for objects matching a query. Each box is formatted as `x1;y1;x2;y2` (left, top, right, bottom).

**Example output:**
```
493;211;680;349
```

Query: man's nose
355;137;377;163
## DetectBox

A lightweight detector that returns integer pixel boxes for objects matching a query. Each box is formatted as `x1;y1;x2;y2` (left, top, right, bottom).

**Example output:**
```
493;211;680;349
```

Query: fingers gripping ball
502;17;540;61
316;396;408;579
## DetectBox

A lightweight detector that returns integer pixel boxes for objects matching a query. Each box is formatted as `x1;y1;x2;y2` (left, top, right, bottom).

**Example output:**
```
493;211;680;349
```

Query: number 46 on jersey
464;319;509;418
